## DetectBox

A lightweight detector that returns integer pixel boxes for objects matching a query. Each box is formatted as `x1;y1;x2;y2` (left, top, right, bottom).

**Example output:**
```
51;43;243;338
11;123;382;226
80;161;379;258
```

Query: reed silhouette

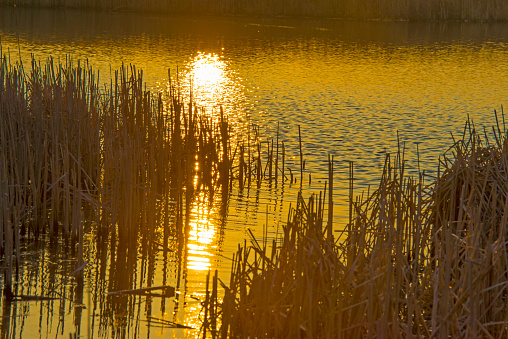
0;51;294;318
205;114;508;338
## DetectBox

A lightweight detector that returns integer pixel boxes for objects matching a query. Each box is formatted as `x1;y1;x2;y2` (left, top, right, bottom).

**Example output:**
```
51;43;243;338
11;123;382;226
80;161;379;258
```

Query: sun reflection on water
191;53;224;88
178;52;248;126
187;193;217;271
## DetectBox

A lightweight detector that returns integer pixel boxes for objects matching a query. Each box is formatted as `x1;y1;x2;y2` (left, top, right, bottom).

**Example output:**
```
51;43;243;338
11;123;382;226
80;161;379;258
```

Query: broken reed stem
220;106;229;194
256;142;262;188
298;125;303;187
327;154;333;241
239;142;244;190
203;269;210;339
282;142;285;183
269;139;273;184
276;122;279;186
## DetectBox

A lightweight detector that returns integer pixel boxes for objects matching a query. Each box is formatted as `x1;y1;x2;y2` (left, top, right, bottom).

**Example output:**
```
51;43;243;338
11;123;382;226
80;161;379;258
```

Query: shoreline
2;2;508;23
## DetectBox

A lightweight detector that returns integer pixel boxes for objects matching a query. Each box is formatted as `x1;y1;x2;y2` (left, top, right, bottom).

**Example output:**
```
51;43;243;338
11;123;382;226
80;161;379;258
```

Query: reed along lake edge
2;0;508;22
2;53;508;337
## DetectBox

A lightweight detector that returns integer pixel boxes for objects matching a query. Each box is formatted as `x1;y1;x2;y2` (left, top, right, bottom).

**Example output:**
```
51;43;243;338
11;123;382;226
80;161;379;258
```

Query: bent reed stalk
1;0;508;21
205;115;508;338
0;52;285;300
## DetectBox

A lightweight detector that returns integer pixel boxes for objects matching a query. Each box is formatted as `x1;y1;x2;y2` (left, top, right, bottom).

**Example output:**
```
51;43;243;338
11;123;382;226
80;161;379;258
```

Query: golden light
185;52;230;111
176;52;244;271
180;52;247;125
191;53;224;87
186;194;217;271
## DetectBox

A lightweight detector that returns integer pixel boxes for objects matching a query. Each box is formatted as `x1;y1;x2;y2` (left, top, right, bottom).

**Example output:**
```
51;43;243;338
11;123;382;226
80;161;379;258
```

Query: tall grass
0;52;291;301
1;0;508;21
0;55;101;298
5;49;508;337
206;116;508;337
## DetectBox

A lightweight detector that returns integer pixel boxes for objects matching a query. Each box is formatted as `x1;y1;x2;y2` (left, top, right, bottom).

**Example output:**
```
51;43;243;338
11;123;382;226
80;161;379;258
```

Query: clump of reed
0;54;100;298
2;0;508;21
206;115;508;337
0;49;297;303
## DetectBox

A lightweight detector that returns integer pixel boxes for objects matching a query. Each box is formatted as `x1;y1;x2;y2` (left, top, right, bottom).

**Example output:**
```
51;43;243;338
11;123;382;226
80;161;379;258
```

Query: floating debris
107;285;175;298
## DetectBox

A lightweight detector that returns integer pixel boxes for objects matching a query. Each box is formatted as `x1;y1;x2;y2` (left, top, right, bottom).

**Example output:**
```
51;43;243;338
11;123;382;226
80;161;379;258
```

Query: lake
1;6;508;338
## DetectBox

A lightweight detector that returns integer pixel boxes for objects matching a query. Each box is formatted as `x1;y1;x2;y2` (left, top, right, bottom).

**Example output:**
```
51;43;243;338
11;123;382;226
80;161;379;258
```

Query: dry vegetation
0;53;285;300
1;0;508;21
3;49;508;337
203;116;508;337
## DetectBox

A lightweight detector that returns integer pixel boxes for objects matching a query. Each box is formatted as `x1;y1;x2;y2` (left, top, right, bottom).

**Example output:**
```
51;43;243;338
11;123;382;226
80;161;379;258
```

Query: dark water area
1;7;508;338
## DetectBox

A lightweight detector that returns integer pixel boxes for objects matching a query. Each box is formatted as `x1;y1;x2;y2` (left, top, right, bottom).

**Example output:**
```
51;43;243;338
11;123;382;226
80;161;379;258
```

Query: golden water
1;7;508;338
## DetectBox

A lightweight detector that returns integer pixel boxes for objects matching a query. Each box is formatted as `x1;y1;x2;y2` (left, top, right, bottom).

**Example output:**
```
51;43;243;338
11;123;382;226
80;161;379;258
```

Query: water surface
1;7;508;338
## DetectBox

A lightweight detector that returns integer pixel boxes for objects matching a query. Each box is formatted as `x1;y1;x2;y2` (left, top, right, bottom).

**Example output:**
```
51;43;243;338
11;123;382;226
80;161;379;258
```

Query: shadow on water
3;7;508;44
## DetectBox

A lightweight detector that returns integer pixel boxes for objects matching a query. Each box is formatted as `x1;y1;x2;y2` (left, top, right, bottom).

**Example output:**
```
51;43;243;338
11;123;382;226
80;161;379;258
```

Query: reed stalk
0;51;276;305
207;116;508;338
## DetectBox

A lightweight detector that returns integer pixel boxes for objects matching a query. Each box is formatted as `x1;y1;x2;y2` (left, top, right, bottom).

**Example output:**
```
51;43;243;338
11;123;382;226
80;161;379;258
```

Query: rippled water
1;7;508;338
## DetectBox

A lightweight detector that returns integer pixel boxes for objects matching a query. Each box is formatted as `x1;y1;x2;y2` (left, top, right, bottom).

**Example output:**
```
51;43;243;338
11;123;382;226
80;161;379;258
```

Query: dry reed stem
209;116;508;338
1;50;288;304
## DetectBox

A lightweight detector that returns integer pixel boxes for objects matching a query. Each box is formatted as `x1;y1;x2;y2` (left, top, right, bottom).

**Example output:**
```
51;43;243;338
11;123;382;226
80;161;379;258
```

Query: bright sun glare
181;51;246;120
191;53;224;87
188;53;228;108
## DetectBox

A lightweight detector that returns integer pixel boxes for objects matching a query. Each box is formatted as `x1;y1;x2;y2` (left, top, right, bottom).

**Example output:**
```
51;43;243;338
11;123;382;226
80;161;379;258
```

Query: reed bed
0;52;293;302
5;49;508;337
205;117;508;338
2;0;508;21
0;55;101;298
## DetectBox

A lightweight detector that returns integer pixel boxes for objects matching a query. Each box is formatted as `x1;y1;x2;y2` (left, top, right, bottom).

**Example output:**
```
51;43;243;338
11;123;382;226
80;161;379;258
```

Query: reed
0;50;300;304
10;49;508;337
0;54;101;298
1;0;508;21
206;115;508;337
